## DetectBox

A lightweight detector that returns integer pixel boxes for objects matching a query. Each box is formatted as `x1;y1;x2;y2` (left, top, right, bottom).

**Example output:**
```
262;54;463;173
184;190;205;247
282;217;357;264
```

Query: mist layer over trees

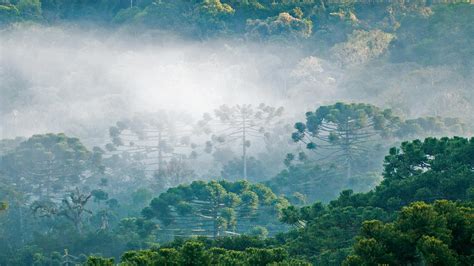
0;1;473;265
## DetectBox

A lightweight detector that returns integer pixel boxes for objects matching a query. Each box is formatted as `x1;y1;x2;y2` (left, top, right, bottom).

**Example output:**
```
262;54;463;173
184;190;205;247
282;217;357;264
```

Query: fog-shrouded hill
1;2;473;143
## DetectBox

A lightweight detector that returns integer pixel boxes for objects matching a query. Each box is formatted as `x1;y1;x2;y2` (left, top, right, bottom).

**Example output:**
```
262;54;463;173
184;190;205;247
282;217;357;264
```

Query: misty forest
0;1;473;265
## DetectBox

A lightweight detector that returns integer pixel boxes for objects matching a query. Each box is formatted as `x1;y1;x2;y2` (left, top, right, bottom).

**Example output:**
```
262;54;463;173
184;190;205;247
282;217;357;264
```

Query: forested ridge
0;1;473;265
1;0;473;67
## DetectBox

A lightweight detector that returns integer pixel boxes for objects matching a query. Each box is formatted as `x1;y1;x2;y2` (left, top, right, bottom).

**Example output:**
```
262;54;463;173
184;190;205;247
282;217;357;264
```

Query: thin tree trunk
158;131;163;173
243;116;247;180
345;121;352;179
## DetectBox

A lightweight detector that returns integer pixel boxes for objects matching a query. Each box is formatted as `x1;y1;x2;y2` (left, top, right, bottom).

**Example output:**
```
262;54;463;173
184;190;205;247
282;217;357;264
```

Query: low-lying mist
1;24;472;144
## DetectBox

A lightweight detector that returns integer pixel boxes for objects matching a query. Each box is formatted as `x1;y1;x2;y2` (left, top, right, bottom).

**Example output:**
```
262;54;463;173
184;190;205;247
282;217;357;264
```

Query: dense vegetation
1;1;473;70
276;137;474;264
1;117;472;265
1;1;473;265
345;200;473;265
61;136;474;265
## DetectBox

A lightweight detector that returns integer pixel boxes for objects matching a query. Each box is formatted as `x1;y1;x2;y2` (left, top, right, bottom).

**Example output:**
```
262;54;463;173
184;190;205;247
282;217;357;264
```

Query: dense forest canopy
0;1;473;265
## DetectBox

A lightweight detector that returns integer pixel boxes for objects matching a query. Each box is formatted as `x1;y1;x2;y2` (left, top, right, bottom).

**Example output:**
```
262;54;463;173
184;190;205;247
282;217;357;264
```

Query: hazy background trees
197;104;284;181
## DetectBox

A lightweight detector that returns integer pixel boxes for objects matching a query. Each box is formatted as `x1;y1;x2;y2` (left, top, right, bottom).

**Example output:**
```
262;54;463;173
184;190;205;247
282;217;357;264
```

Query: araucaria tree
198;104;284;180
1;133;101;200
292;103;397;178
142;180;288;239
106;112;197;187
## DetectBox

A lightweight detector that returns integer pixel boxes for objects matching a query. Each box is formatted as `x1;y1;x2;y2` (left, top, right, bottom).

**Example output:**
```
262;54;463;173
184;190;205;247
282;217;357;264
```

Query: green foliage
16;0;42;19
194;0;235;34
2;130;473;265
96;238;309;265
248;226;269;239
92;189;109;203
285;134;474;211
116;217;158;248
344;200;473;265
0;3;19;23
0;2;473;258
391;4;474;69
121;249;161;265
1;133;101;200
281;103;469;205
246;247;288;265
0;0;471;64
85;256;114;266
280;201;390;263
277;136;474;264
142;180;288;238
180;241;210;265
292;102;397;178
376;137;474;208
266;161;381;204
246;12;313;40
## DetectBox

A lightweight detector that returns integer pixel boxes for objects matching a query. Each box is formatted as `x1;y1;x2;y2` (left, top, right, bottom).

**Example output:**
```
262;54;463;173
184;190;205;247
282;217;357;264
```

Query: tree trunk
345;121;352;179
158;131;163;173
242;117;247;180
